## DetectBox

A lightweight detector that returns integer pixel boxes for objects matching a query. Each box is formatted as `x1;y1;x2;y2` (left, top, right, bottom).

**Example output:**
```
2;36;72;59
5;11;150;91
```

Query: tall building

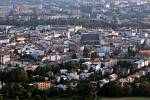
39;0;43;10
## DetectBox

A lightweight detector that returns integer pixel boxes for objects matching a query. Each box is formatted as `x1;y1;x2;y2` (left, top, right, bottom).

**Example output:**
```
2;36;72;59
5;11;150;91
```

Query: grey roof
81;34;100;41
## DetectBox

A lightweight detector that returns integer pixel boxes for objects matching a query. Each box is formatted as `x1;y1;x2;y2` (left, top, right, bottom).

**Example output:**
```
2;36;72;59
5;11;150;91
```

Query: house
56;84;67;90
31;50;45;59
90;81;98;90
91;64;101;72
137;50;150;57
70;81;78;89
82;61;92;70
134;59;149;69
67;72;79;80
139;70;146;76
60;69;68;75
49;54;62;62
28;34;39;41
60;75;67;81
101;67;113;75
81;33;100;46
108;74;118;81
0;52;10;64
55;75;61;83
130;73;141;79
24;64;38;71
126;77;135;83
34;82;54;90
15;35;26;42
0;36;10;44
79;72;94;80
38;55;49;62
99;79;109;88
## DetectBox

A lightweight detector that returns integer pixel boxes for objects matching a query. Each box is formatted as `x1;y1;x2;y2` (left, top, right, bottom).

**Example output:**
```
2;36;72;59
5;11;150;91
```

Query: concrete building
0;52;10;64
34;82;53;90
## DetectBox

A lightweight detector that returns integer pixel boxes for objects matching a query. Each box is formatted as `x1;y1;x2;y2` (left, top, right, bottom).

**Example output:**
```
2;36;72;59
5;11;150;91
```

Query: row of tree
98;73;150;97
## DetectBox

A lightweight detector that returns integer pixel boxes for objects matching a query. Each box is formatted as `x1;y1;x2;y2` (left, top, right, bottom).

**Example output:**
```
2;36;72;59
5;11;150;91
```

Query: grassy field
48;97;71;100
48;97;150;100
101;97;150;100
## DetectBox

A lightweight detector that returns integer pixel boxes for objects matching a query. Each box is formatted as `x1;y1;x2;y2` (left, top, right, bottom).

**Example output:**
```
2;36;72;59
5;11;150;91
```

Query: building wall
35;82;53;90
0;54;10;64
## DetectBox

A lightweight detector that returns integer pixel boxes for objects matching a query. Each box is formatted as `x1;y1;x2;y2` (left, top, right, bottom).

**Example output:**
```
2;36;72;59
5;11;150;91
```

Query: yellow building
34;82;54;90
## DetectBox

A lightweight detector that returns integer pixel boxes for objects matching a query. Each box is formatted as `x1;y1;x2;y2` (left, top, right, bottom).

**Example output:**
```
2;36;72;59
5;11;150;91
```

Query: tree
0;96;3;100
99;81;133;97
89;73;102;81
83;46;91;58
15;96;19;100
2;83;27;99
72;53;77;59
34;66;51;76
0;71;5;87
13;49;19;54
91;52;97;60
126;48;137;57
135;81;150;96
33;95;42;100
15;68;28;83
82;64;89;70
51;64;60;74
101;63;105;68
113;61;133;78
3;68;28;83
78;80;95;100
42;95;48;100
99;81;123;97
64;60;79;71
26;92;32;99
122;83;132;96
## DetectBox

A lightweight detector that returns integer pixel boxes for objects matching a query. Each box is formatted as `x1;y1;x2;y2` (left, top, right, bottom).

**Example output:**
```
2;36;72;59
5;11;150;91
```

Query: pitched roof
81;33;99;41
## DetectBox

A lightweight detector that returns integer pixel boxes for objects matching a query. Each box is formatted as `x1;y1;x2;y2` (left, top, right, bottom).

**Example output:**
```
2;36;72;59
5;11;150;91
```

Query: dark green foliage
83;46;91;58
33;95;42;100
91;52;97;60
64;60;79;70
99;73;150;97
34;66;51;76
113;61;133;78
72;53;77;59
126;48;138;57
0;68;28;83
99;81;132;97
1;83;27;99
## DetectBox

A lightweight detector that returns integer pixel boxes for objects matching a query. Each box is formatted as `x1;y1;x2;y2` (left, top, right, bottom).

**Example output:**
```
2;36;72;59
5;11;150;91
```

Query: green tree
3;68;28;83
126;48;137;57
51;64;60;74
78;80;95;100
34;66;51;76
122;83;132;96
15;96;19;100
99;81;123;97
72;53;77;59
42;95;48;100
65;60;79;70
83;46;91;58
0;96;3;100
33;95;42;100
26;92;32;99
91;52;97;60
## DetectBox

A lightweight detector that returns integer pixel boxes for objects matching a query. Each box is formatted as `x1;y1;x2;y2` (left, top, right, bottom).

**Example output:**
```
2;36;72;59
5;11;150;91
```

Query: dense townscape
0;0;150;100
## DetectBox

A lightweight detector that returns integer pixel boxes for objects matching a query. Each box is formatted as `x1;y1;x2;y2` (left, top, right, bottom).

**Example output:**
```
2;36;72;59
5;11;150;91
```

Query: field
101;97;150;100
48;97;150;100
